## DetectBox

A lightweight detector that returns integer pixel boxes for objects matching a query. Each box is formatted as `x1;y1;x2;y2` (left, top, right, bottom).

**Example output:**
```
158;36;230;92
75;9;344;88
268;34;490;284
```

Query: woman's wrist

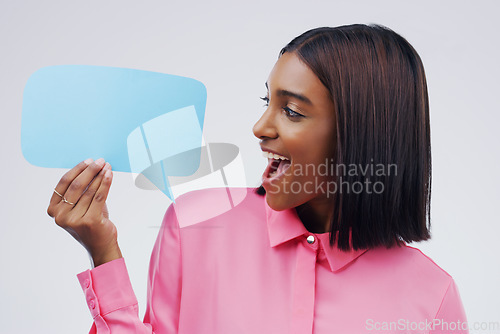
91;244;123;268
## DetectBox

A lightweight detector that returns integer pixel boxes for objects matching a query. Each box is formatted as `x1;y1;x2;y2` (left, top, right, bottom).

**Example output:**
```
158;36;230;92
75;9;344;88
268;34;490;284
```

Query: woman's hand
47;158;122;268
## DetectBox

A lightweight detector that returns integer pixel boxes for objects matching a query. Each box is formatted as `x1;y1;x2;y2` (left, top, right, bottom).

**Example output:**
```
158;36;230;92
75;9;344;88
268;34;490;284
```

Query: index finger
50;158;94;206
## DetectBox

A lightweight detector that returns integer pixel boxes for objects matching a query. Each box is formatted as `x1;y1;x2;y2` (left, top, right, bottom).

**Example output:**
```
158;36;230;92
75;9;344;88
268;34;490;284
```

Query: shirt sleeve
430;278;469;334
76;202;182;333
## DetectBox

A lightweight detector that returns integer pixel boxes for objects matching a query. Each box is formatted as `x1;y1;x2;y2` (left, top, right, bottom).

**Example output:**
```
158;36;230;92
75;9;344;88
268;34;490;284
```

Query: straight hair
255;23;432;251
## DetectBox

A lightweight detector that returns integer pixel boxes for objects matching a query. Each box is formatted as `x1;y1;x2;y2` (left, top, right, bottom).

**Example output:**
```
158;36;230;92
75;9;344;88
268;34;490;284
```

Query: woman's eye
282;106;304;118
259;96;304;119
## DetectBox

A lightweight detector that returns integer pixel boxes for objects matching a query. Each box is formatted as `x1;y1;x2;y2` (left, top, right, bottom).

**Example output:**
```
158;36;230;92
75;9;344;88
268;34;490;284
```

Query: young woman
47;24;468;333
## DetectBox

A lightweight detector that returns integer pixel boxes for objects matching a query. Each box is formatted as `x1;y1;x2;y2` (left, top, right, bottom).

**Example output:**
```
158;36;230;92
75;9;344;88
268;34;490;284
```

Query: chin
265;191;304;212
264;192;289;211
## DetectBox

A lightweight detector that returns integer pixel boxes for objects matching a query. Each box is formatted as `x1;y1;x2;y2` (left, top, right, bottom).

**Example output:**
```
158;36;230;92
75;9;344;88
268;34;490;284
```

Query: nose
252;107;277;140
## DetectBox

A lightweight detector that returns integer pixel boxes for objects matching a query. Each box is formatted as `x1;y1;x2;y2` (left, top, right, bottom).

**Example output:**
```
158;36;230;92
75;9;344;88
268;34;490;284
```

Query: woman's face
253;51;337;214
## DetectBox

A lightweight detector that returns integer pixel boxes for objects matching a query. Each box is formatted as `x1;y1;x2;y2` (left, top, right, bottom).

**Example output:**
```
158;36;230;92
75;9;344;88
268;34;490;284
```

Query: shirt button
306;235;315;244
89;300;96;309
84;279;90;289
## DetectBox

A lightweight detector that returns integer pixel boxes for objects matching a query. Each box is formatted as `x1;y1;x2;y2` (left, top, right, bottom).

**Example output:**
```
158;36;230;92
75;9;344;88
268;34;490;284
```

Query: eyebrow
265;82;313;106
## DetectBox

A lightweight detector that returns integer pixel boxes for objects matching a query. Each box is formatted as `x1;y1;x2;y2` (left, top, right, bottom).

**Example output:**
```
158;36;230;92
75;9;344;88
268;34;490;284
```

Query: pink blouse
77;187;468;333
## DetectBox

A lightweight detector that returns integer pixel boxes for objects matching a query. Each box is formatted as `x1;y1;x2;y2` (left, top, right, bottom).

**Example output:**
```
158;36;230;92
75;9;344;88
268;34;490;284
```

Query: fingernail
84;158;93;165
95;158;105;166
105;169;111;178
103;162;111;171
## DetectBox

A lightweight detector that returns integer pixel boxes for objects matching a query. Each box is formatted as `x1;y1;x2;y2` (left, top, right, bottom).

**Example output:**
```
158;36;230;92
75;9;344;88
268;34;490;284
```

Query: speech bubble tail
140;162;176;202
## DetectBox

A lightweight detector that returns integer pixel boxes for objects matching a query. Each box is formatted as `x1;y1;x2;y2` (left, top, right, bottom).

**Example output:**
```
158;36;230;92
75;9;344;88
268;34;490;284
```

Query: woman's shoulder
360;243;456;287
400;244;454;277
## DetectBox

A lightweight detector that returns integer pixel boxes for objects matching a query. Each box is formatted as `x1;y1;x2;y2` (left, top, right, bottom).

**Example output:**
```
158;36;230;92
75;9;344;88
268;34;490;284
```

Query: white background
0;1;498;333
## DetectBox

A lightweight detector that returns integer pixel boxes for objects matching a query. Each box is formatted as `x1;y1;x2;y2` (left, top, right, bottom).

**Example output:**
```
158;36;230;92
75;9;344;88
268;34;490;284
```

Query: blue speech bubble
21;65;207;201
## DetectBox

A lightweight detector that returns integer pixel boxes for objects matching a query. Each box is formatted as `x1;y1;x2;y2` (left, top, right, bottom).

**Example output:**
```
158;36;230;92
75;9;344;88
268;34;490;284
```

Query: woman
47;24;468;333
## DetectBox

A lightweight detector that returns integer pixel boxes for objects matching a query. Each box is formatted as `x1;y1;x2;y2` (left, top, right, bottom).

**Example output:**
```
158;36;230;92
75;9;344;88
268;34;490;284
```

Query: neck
295;199;333;234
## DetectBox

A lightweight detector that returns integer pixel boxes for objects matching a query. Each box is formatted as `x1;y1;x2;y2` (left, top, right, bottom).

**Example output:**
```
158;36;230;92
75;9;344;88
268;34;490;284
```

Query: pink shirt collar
264;198;369;273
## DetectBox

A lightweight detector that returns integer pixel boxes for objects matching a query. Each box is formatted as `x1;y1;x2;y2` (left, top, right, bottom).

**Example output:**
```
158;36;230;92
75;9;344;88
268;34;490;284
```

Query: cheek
294;131;333;163
293;133;335;180
312;120;336;159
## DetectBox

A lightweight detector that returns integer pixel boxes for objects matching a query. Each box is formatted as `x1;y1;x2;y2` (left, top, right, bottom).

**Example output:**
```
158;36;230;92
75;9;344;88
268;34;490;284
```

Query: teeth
262;151;290;161
269;171;277;177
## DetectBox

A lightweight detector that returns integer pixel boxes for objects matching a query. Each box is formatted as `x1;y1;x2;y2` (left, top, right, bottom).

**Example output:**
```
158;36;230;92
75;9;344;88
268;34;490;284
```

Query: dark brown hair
255;23;432;251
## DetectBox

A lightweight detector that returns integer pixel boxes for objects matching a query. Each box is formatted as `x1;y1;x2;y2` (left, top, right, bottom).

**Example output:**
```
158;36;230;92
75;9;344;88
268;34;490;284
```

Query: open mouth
262;152;291;182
